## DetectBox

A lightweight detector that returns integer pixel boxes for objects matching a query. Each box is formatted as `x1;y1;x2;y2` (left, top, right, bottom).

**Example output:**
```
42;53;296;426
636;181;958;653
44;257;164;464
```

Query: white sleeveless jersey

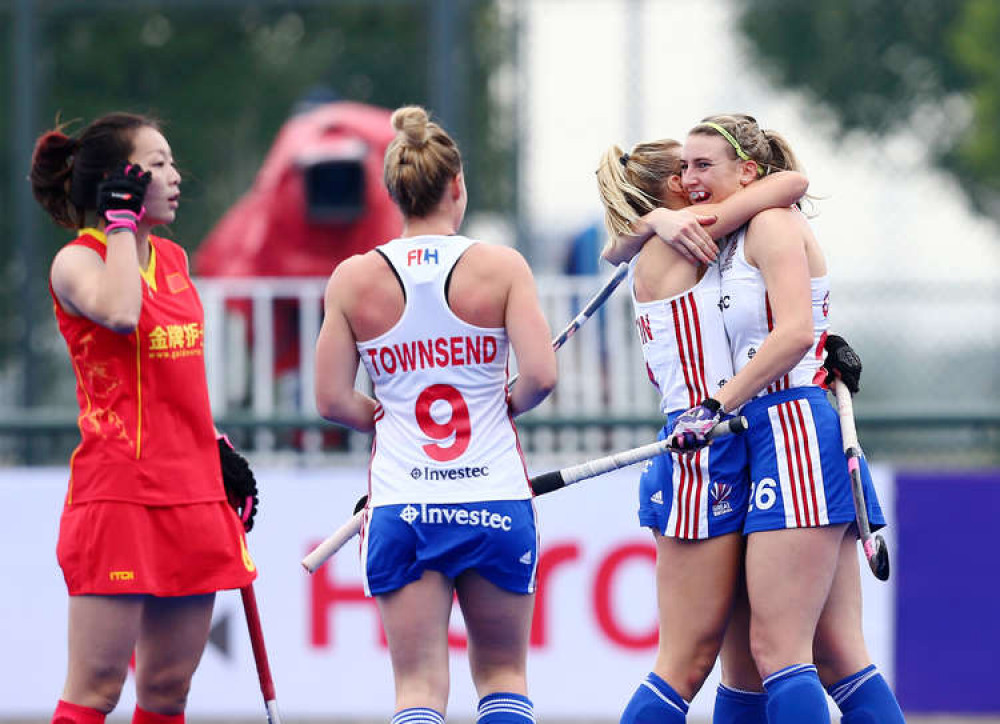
357;235;530;507
628;256;734;415
718;224;830;398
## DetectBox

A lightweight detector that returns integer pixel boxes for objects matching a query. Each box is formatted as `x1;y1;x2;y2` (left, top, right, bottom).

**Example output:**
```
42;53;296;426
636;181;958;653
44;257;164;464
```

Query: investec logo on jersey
407;247;440;265
399;503;513;531
365;335;499;376
411;464;490;481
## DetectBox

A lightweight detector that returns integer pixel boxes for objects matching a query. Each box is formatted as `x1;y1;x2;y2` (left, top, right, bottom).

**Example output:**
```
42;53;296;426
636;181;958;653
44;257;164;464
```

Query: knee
749;625;806;679
67;662;128;713
684;641;722;693
135;667;192;715
657;637;722;699
812;630;871;688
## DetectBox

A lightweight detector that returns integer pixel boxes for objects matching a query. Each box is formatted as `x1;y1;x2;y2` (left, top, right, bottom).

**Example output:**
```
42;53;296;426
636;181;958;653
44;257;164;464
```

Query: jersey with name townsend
719;223;830;398
628;257;733;415
358;235;530;506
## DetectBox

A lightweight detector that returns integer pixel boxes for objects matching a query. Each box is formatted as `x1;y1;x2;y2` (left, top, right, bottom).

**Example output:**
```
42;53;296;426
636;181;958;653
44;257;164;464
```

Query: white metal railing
196;274;1000;461
196;270;661;460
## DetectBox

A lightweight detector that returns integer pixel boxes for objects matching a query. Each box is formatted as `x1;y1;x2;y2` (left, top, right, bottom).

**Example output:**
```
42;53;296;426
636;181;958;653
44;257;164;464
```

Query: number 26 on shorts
749;477;777;512
415;383;472;462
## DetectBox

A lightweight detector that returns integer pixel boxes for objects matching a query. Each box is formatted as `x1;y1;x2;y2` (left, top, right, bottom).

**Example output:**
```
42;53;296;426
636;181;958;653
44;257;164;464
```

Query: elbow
521;366;557;401
315;395;343;425
790;329;815;358
104;310;140;334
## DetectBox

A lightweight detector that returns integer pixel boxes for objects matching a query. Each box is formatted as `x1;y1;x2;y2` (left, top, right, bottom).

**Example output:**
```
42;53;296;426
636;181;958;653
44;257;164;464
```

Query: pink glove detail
104;207;145;235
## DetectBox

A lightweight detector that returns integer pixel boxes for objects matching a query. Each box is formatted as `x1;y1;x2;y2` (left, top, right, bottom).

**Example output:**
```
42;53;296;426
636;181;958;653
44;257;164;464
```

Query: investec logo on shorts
399;503;513;531
410;464;489;481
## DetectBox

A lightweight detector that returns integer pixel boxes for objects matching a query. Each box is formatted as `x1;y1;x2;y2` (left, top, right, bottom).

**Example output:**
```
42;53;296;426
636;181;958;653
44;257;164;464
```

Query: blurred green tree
738;0;1000;213
0;0;513;407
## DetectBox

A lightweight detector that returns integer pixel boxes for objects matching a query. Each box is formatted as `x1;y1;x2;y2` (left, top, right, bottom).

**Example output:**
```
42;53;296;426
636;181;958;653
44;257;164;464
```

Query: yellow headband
703;122;750;161
702;122;765;177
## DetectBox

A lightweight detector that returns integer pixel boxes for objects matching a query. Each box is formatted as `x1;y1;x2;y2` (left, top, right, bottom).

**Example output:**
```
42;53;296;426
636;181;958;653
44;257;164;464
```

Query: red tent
195;101;402;278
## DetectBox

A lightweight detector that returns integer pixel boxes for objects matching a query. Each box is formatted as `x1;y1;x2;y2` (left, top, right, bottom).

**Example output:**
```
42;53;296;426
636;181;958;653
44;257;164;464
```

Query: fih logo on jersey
407;247;440;266
710;481;733;517
399;503;513;531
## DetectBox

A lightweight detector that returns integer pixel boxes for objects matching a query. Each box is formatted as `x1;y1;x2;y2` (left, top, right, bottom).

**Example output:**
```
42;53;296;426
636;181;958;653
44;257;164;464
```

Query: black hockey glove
822;334;863;394
218;436;260;532
97;162;150;234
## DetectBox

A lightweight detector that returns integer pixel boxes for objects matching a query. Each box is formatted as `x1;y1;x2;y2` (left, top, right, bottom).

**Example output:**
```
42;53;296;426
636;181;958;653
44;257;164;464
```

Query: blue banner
895;469;1000;713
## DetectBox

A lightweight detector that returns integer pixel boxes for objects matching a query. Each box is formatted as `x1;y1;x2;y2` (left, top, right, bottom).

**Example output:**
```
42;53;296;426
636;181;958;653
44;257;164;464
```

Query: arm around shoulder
698;171;808;240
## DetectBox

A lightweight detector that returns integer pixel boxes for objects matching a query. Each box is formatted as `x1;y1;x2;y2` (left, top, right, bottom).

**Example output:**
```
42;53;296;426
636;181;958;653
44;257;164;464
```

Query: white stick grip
301;511;363;573
560;416;747;485
834;380;860;450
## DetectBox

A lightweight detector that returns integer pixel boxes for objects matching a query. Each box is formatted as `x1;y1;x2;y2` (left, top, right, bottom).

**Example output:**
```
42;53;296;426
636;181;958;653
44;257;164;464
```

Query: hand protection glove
97;162;151;235
821;334;863;394
217;435;260;532
666;398;722;452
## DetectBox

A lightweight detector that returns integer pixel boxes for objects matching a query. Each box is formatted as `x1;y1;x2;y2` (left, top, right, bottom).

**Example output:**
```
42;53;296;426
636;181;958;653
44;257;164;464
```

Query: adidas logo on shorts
650;490;663;505
519;550;533;565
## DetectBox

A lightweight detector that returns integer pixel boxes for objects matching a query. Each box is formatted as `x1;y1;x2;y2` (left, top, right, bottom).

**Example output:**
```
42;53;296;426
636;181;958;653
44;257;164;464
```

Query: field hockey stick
240;584;282;724
508;261;628;385
530;416;748;494
833;380;890;581
301;416;746;573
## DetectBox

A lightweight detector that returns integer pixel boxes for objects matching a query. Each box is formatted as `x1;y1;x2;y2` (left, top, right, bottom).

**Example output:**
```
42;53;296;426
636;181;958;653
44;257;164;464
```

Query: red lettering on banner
309;544;380;647
593;543;657;649
530;542;581;646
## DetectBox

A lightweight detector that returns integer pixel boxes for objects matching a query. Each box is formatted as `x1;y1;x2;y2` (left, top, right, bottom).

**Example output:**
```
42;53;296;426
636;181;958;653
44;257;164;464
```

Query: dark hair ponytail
30;112;159;229
30;130;80;229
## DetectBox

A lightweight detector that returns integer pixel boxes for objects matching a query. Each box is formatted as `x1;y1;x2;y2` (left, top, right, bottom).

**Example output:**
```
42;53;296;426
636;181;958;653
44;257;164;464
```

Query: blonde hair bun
390;105;430;148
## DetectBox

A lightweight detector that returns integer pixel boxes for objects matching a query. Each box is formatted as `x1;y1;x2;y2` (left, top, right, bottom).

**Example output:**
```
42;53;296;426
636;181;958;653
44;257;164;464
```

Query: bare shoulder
326;251;385;295
50;243;101;285
463;242;531;278
747;206;799;232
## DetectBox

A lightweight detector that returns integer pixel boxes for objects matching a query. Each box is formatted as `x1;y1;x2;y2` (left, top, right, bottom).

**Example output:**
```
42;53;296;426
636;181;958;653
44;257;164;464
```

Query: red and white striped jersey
357;235;530;507
627;257;733;415
718;224;830;397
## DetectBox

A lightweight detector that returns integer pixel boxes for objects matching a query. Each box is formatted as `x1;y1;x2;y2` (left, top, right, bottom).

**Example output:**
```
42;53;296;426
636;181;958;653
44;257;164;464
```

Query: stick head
868;534;890;581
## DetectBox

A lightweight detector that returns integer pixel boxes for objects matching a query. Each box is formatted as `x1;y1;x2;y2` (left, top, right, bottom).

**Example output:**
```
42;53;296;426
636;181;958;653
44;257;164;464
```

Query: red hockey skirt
57;500;257;596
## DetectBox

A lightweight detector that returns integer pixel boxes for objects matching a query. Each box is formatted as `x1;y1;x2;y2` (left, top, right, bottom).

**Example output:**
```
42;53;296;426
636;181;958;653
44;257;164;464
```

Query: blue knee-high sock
477;693;534;723
391;708;445;724
827;665;906;724
713;683;768;724
620;672;688;724
763;664;830;724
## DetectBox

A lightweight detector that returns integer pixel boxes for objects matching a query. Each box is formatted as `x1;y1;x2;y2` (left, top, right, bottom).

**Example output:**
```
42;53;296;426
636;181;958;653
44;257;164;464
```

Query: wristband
702;397;723;414
104;208;142;236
